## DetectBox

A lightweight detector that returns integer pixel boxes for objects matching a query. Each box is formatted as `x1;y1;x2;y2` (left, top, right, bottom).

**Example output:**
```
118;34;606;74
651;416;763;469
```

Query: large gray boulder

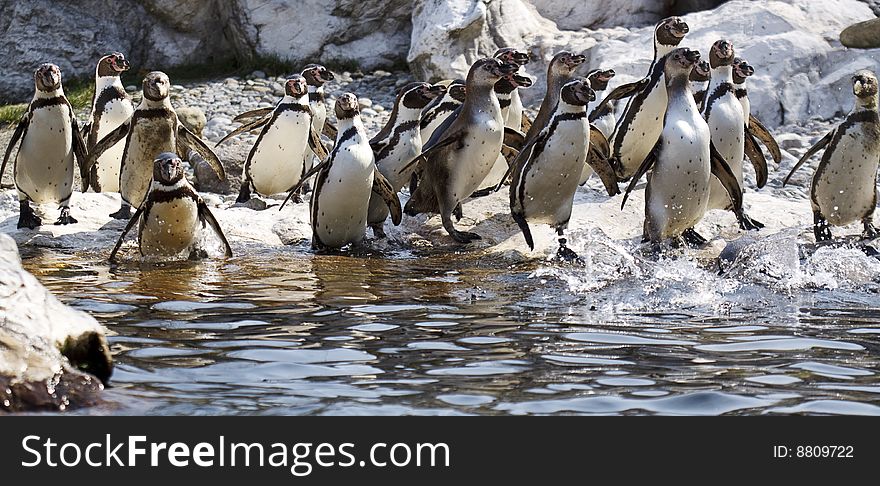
0;233;112;412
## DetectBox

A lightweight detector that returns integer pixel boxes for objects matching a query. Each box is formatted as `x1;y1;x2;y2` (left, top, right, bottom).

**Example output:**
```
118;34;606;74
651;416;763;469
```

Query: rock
358;97;373;108
841;17;880;48
0;233;112;412
373;104;385;112
251;70;267;79
529;0;668;30
176;106;207;136
361;108;378;117
776;133;808;150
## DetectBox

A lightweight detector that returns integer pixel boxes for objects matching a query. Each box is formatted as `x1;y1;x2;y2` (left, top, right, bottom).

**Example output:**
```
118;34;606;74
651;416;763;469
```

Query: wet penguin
403;57;520;243
367;82;445;238
235;75;328;204
108;152;232;262
783;70;880;241
580;68;617;185
732;57;782;169
607;16;690;179
89;71;225;219
283;93;401;250
83;52;133;193
510;78;616;261
620;48;744;245
1;63;87;229
702;40;764;231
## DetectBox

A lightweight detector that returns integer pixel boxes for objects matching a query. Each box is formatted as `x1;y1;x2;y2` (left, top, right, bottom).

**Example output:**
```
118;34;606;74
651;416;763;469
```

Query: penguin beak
504;73;533;88
117;58;130;71
427;84;447;97
565;54;587;68
602;69;616;81
498;62;519;76
685;49;701;63
672;20;689;37
586;87;596;102
513;52;530;66
320;69;335;82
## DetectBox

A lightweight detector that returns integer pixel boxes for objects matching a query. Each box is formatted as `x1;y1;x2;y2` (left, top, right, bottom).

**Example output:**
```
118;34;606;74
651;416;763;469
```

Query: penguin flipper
308;127;329;161
621;140;659;210
709;141;744;217
783;129;834;186
215;116;270;146
511;210;535;251
198;200;233;258
520;113;533;134
500;145;519;167
108;206;144;263
90;120;129;168
597;78;649;109
232;107;273;123
743;128;768;188
1;114;27;185
586;146;620;197
68;103;89;191
503;127;526;150
372;168;402;225
178;123;226;181
497;135;540;194
398;133;461;176
748;114;782;164
590;124;610;158
693;90;707;110
322;121;338;140
422;105;463;153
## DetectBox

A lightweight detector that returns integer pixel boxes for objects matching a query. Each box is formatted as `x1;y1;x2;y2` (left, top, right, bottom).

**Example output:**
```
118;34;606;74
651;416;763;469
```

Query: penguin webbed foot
371;223;387;240
554;238;584;265
188;248;209;260
682;228;708;247
235;183;252;204
814;212;833;242
861;220;878;240
109;204;132;220
17;201;41;229
453;203;463;222
738;213;764;231
470;187;494;198
54;207;78;226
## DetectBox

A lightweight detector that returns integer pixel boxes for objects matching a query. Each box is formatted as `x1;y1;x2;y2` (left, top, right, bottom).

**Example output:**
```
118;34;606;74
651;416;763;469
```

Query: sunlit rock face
0;233;112;412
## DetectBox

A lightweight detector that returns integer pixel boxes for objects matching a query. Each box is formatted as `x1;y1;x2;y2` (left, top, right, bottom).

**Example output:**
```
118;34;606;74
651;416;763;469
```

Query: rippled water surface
22;236;880;416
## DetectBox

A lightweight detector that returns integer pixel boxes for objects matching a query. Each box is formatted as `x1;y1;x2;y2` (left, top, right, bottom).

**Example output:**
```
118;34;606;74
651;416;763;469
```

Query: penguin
620;48;745;245
89;71;226;219
510;78;618;261
783;70;880;242
234;75;328;204
524;51;587;144
419;80;466;148
281;93;402;250
403;57;520;243
82;52;133;193
494;48;531;132
690;59;711;110
1;63;87;229
580;68;617;186
606;16;690;180
367;82;445;238
702;40;764;232
108;152;232;262
732;57;782;167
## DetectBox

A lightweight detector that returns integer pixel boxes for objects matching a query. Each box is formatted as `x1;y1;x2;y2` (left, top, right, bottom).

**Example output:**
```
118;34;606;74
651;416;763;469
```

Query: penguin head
656;17;689;47
142;72;170;101
448;81;467;103
153;153;184;185
301;64;335;87
690;59;711;83
470;58;517;87
285;75;309;98
709;40;735;68
853;70;879;99
561;78;595;106
587;68;615;91
495;71;534;94
400;82;445;110
34;63;62;92
732;58;755;84
665;48;701;79
551;51;587;75
335;93;360;119
494;48;530;67
97;52;130;77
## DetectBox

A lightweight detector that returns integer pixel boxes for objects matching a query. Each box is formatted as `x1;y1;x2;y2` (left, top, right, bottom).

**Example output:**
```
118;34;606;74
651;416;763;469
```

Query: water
21;231;880;416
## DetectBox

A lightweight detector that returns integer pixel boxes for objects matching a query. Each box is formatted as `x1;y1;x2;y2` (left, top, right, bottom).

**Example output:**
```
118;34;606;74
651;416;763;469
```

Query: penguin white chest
616;75;668;177
122;117;176;207
376;129;422;191
93;97;134;192
813;126;880;226
521;120;588;227
706;94;745;210
249;110;311;196
140;197;200;257
507;91;524;131
313;142;375;248
647;109;713;240
15;104;75;204
450;114;503;202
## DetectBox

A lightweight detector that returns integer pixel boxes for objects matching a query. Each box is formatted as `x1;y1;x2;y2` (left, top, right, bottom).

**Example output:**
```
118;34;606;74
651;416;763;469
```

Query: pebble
373;104;385;112
251;70;267;79
361;108;378;117
358;97;373;108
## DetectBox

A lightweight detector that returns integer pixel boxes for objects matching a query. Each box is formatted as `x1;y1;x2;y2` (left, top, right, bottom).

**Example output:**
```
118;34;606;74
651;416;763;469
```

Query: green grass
0;79;94;125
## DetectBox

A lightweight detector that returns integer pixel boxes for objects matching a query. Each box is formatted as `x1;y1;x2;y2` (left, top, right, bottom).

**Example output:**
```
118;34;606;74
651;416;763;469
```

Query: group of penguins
2;16;879;263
